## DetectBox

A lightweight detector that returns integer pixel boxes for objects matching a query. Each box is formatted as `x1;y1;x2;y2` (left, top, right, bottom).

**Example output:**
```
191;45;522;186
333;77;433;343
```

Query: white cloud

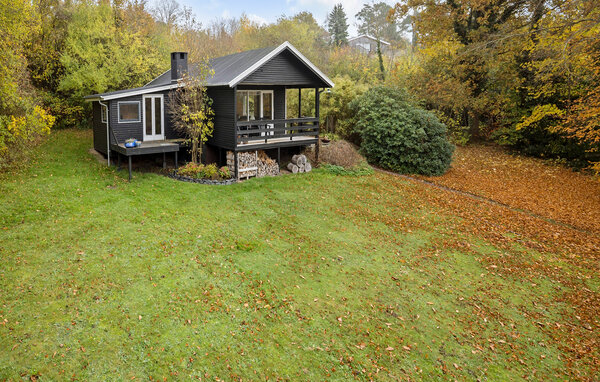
247;13;268;25
221;9;231;18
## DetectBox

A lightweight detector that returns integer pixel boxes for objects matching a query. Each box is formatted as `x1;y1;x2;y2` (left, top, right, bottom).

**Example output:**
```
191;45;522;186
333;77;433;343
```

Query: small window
118;101;140;123
100;104;108;123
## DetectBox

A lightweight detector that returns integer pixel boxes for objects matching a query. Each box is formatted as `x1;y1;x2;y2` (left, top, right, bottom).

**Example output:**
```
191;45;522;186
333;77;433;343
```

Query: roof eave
83;83;182;102
227;41;335;88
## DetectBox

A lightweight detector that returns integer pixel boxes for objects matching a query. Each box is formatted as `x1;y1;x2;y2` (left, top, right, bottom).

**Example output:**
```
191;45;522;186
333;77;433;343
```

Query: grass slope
0;130;597;380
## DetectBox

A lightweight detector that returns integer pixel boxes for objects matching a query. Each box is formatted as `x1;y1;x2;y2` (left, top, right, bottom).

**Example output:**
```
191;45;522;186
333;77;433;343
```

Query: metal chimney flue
171;52;188;82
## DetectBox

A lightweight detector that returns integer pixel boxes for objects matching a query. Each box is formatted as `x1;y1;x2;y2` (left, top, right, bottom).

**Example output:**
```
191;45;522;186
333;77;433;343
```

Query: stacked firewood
287;154;312;173
227;151;258;179
227;150;279;178
257;150;279;177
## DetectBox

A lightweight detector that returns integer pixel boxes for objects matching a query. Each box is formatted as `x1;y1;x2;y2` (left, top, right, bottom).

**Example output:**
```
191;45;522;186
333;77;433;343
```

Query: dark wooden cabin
84;42;334;179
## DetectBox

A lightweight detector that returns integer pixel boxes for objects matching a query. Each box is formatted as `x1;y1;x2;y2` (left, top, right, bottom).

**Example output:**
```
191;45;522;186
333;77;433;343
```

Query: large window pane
145;98;152;135
236;91;247;121
119;102;140;122
248;91;261;120
262;92;272;119
154;98;162;135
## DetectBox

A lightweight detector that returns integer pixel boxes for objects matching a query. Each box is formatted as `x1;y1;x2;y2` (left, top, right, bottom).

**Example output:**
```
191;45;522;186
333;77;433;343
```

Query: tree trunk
377;38;385;81
191;138;199;164
468;111;481;138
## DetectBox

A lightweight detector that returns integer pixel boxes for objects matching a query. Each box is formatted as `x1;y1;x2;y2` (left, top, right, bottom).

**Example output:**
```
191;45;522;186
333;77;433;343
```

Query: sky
177;0;398;36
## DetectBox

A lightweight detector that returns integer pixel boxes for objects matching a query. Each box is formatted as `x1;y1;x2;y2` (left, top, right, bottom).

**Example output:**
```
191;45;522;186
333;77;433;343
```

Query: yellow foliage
515;104;564;131
0;106;54;162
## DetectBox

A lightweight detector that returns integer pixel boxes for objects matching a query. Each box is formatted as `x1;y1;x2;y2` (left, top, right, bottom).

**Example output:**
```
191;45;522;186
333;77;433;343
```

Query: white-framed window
117;101;141;123
100;104;108;123
236;90;274;121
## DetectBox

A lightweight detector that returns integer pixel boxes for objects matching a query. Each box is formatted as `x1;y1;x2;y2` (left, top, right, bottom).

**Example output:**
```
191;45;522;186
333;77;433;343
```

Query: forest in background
1;0;599;173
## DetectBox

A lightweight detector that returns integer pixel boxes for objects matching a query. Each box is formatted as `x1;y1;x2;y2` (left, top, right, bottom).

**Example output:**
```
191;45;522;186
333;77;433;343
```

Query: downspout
99;100;110;165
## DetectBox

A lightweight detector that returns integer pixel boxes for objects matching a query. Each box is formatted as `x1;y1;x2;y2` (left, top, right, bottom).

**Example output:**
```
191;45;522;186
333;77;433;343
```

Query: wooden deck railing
236;117;319;145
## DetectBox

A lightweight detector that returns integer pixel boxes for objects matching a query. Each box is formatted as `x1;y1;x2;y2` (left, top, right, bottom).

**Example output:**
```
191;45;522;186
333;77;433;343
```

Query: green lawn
0;130;596;380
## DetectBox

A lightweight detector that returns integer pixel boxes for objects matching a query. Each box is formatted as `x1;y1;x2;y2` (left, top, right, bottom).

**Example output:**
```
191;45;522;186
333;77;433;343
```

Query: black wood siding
159;90;180;140
207;86;235;150
109;95;143;143
241;50;327;87
92;101;107;154
94;92;182;153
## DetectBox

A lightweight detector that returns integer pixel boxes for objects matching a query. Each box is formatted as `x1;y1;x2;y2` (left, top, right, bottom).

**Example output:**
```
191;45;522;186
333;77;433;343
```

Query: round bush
350;86;455;176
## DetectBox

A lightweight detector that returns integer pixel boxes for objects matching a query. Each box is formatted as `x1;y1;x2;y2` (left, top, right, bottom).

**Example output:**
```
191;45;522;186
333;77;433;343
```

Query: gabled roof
85;42;334;101
348;35;391;46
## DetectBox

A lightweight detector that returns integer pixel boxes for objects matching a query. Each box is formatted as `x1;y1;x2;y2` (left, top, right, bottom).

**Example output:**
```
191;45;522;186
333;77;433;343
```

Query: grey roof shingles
86;46;275;99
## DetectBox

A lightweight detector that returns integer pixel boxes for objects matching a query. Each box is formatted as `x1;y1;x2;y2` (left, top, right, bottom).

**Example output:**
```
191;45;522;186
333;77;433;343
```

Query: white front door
143;94;164;141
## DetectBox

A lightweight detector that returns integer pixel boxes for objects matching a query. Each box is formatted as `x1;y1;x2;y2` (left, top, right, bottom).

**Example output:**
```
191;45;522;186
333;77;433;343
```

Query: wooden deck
235;117;319;151
236;136;317;150
110;140;182;181
110;140;182;156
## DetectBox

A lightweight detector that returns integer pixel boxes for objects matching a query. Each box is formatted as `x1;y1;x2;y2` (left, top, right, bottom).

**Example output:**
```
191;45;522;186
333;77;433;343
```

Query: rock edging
167;172;237;185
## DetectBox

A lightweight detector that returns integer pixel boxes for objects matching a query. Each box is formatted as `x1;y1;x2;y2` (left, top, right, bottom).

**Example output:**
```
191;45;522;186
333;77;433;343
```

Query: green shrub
177;163;204;178
350;86;455;176
218;166;230;179
177;163;232;180
0;106;55;170
322;162;374;176
201;164;218;180
319;76;369;142
491;119;591;169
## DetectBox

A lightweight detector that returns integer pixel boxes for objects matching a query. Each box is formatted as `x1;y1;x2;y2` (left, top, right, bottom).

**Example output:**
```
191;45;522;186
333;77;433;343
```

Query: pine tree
326;4;348;47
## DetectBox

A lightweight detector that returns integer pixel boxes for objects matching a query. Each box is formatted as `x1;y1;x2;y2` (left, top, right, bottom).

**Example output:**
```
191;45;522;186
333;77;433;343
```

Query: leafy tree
0;0;55;168
356;2;402;79
326;4;349;47
390;0;531;136
0;0;36;113
169;70;215;164
350;86;454;175
152;0;182;29
319;76;368;140
59;1;170;118
357;2;402;43
237;12;329;68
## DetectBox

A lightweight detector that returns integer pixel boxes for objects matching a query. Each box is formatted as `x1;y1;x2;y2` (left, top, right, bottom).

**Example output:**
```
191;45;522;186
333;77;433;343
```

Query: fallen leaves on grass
418;144;600;234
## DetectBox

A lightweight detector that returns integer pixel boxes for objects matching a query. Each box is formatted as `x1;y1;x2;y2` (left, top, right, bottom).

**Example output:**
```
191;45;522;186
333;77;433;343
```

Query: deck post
277;147;281;167
234;151;239;179
298;88;301;118
315;88;320;165
163;152;166;169
128;156;132;181
175;151;178;169
233;85;237;151
117;152;121;169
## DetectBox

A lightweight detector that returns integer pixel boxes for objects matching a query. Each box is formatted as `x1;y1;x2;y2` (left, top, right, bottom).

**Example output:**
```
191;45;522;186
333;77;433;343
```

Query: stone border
167;172;237;185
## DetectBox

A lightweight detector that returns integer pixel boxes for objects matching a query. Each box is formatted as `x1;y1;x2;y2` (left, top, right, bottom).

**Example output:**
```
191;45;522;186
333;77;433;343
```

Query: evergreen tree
326;4;348;47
